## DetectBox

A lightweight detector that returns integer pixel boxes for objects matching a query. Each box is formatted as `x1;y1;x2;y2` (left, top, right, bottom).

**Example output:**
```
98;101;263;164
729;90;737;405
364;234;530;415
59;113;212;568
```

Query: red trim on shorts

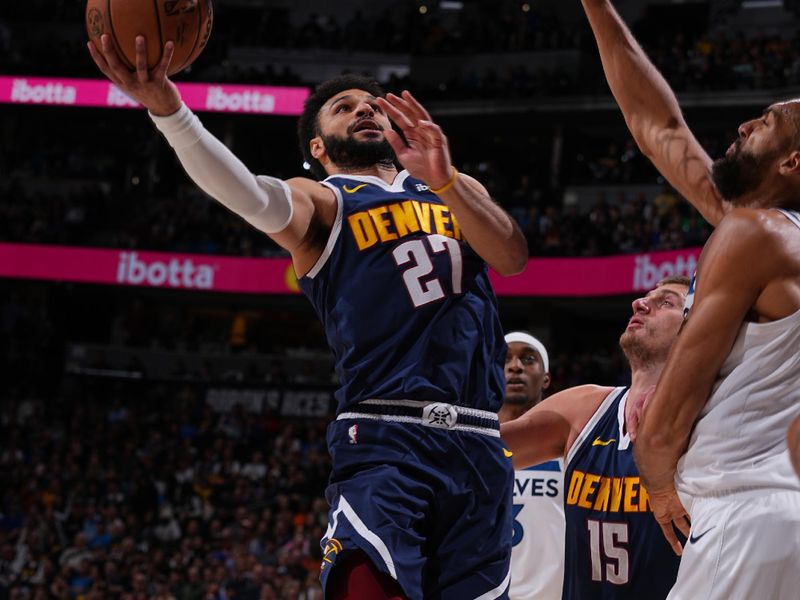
327;550;408;600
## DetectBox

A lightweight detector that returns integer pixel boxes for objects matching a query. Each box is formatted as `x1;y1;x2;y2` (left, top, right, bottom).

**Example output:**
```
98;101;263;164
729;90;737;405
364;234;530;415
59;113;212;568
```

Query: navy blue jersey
562;387;681;600
299;171;506;415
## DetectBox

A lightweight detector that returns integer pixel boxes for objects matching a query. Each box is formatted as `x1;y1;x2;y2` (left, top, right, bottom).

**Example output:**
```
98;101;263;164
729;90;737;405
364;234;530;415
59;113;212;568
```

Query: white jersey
509;459;565;600
676;209;800;502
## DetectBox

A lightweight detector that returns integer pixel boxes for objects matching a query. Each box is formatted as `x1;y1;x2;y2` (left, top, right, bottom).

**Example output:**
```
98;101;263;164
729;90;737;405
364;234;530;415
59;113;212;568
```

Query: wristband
429;167;459;195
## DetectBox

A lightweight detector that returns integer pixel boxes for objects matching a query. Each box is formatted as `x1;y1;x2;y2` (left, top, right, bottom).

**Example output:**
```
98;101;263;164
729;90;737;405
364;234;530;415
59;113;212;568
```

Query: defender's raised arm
581;0;730;225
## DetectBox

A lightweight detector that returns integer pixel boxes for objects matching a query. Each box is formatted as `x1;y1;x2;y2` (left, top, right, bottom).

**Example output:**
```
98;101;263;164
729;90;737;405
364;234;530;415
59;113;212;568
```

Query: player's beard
711;142;774;203
619;329;666;370
321;132;395;172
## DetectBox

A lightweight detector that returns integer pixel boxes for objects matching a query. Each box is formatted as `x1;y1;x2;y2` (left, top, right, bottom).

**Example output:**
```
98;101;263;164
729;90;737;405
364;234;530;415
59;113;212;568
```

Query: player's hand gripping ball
86;0;213;76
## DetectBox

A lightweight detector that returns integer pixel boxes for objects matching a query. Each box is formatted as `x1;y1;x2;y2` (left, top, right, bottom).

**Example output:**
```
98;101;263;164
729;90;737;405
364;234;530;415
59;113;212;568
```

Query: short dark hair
297;75;386;180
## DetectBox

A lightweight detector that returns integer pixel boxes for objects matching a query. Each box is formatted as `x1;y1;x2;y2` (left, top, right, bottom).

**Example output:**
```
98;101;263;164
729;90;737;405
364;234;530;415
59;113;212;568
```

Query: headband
504;332;549;373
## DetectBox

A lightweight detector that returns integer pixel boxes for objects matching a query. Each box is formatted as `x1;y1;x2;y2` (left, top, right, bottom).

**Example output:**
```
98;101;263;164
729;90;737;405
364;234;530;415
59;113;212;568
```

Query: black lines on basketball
107;0;135;70
152;0;165;66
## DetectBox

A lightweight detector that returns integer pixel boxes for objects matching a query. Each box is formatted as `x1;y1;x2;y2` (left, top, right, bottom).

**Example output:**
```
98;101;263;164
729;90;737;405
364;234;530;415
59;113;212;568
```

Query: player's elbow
494;239;529;276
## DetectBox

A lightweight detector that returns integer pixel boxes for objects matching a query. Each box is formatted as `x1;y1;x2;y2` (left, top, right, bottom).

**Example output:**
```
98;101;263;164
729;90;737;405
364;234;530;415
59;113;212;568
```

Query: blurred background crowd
2;0;799;597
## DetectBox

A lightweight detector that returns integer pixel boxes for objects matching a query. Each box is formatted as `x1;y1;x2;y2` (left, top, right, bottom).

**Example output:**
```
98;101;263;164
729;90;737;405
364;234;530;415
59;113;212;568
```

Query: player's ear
778;149;800;176
310;136;325;161
542;372;552;391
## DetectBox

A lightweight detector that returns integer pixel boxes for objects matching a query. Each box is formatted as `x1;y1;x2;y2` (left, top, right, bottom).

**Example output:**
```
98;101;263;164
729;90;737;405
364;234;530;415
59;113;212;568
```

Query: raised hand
87;34;182;116
376;91;453;189
648;485;690;556
627;385;656;442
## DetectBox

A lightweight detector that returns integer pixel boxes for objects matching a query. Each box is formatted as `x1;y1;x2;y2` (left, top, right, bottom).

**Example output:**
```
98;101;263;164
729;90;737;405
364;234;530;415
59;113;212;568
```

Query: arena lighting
522;3;531;12
440;1;464;9
419;5;428;14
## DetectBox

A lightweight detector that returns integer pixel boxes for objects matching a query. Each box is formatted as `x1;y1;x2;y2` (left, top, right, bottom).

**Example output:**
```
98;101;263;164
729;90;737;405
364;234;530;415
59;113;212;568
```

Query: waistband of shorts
336;399;500;437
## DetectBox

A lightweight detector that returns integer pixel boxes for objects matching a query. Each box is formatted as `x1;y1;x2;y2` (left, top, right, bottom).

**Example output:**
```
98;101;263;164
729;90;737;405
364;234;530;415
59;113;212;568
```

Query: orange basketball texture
86;0;213;76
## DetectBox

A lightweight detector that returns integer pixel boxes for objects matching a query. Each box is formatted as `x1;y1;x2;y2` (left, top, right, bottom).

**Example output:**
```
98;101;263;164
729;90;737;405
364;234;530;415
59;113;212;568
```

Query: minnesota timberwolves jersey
510;460;565;600
298;171;506;415
562;387;680;600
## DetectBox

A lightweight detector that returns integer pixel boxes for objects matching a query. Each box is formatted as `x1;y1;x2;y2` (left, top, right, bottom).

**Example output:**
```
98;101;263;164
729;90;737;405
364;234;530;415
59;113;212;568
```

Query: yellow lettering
431;205;452;237
388;201;420;237
610;477;624;512
592;476;611;512
639;482;651;513
348;212;378;250
368;206;398;243
451;212;462;240
578;473;601;509
566;471;585;505
412;201;432;233
624;477;640;513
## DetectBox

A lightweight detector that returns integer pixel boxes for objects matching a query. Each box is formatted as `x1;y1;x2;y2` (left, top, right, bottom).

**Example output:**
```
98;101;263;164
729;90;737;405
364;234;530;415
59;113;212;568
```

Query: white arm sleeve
149;103;293;234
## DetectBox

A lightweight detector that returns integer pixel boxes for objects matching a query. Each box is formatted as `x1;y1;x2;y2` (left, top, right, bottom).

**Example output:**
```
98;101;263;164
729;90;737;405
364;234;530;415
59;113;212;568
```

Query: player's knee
327;550;408;600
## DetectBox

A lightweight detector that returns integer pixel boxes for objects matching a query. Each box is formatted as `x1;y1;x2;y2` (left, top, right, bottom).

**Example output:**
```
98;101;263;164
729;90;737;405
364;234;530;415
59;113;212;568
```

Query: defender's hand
627;385;655;443
376;91;453;189
87;34;182;116
649;485;690;556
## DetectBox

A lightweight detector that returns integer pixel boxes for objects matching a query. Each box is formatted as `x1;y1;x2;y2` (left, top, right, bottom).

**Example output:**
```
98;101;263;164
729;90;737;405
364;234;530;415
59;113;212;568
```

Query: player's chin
504;390;530;404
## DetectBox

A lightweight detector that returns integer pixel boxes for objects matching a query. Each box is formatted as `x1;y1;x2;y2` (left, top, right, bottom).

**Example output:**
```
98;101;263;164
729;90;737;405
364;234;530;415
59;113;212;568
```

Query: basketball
85;0;213;76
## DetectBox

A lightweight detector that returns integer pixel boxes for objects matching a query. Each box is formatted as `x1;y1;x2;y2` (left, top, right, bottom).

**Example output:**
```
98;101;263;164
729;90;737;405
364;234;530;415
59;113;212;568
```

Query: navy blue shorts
319;415;513;600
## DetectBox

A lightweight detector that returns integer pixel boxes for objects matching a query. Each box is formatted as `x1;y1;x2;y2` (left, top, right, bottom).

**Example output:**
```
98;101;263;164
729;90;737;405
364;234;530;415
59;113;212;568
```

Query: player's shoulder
711;207;800;267
557;384;616;403
542;385;615;424
286;175;331;194
715;207;792;241
285;176;337;205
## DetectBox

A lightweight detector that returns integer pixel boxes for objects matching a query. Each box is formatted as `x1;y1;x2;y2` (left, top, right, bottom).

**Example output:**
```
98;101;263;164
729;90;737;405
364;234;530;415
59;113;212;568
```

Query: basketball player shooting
88;33;528;600
579;2;800;599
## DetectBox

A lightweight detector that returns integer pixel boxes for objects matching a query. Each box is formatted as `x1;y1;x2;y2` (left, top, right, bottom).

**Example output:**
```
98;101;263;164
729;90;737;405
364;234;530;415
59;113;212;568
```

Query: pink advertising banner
0;243;701;297
0;76;309;115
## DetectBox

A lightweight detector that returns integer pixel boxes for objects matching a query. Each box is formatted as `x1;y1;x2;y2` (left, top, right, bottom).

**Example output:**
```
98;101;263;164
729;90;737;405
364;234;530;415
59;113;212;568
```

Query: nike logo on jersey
343;184;368;194
503;448;513;458
689;526;715;544
592;437;617;447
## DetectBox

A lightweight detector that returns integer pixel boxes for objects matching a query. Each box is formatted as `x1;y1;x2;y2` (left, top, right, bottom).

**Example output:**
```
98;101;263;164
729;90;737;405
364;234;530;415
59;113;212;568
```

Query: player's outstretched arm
501;385;610;469
789;415;800;480
581;0;730;226
376;92;528;276
87;35;333;275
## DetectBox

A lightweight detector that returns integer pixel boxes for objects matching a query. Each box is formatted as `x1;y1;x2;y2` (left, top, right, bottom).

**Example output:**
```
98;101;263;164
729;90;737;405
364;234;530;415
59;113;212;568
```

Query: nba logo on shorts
348;424;359;444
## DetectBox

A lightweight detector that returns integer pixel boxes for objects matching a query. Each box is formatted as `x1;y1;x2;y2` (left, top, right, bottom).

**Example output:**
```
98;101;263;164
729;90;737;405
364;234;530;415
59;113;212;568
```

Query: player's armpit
275;178;338;278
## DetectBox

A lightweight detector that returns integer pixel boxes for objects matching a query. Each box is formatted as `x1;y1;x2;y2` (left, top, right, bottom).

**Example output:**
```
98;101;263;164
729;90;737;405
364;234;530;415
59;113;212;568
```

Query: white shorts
667;490;800;600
